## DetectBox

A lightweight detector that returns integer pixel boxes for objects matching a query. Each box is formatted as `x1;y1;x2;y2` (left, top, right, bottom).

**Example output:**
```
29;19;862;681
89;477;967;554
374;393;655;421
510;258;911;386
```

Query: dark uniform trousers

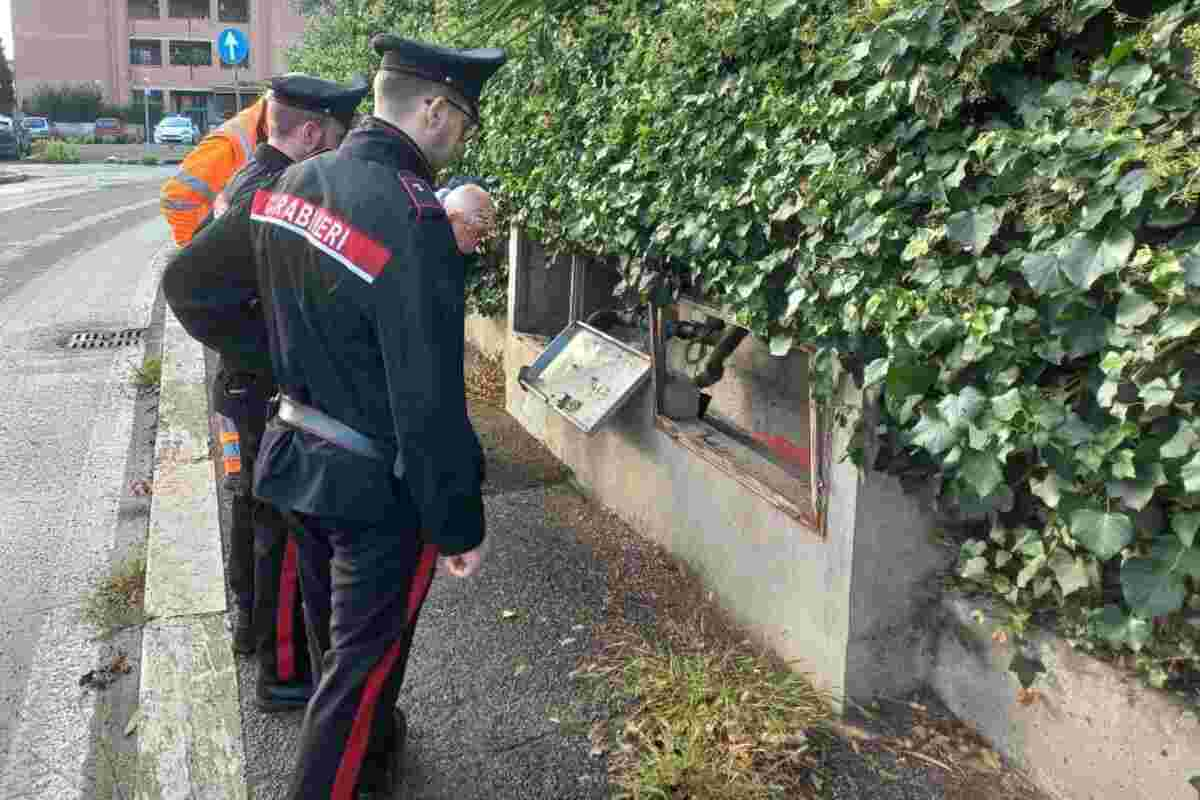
283;476;438;798
213;364;311;685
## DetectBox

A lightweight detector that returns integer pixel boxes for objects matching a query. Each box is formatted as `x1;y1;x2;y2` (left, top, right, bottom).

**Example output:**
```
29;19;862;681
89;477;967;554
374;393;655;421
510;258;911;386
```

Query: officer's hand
441;547;483;578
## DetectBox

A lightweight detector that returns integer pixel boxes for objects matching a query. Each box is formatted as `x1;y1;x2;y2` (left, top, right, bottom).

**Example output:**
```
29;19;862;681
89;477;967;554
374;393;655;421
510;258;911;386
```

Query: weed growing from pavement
130;357;162;393
580;638;830;799
140;155;159;166
82;556;148;638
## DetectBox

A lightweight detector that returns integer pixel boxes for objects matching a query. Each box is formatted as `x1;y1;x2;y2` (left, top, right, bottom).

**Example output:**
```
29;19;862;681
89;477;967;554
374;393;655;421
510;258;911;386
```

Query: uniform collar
341;116;435;182
254;142;294;170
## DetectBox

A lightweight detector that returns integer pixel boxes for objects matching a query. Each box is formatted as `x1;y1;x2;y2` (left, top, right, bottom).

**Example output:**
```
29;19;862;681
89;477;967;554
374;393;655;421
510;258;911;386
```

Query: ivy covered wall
290;0;1200;691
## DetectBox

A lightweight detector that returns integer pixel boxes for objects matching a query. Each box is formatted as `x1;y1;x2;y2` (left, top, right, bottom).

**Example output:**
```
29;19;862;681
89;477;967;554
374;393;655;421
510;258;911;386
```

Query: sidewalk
143;325;1049;799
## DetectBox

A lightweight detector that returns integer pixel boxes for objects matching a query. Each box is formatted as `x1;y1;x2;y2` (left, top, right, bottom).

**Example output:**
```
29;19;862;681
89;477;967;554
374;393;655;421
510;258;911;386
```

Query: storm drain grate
66;329;145;350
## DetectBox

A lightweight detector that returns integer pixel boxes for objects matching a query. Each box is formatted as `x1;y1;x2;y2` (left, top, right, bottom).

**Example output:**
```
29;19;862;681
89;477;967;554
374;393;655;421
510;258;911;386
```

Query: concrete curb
136;306;247;799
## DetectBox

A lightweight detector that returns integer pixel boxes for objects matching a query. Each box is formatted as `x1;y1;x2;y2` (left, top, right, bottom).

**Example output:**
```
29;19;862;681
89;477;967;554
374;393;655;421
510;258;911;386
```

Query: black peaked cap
268;72;370;130
371;34;506;122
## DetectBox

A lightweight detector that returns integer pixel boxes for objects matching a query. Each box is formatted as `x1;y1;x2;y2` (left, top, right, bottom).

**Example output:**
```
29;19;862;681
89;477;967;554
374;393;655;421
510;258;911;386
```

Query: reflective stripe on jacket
160;98;268;245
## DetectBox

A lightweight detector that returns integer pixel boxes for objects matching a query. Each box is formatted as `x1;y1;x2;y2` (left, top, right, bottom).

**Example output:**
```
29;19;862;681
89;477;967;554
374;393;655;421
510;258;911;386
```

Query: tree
0;38;15;116
290;0;339;15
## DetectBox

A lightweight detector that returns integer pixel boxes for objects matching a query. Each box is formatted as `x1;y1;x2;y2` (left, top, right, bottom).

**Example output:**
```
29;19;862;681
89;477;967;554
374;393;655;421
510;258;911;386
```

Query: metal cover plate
519;321;651;434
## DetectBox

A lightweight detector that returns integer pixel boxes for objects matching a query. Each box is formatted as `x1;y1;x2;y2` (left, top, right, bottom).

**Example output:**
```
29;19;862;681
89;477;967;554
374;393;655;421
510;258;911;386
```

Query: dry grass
579;637;829;800
82;556;147;637
465;348;506;405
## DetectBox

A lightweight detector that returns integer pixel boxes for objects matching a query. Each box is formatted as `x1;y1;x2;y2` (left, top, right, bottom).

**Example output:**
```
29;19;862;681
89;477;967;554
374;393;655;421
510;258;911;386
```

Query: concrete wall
932;595;1200;800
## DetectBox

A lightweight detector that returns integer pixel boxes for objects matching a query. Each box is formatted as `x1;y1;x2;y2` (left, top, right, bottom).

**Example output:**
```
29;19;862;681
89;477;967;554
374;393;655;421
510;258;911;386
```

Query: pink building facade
12;0;306;126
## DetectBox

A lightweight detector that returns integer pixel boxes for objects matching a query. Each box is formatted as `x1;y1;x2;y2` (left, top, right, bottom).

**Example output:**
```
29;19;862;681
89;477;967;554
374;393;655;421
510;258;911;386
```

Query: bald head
442;183;495;254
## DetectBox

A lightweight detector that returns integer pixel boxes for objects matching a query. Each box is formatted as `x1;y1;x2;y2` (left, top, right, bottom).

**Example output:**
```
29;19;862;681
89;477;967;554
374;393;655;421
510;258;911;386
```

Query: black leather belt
276;394;398;466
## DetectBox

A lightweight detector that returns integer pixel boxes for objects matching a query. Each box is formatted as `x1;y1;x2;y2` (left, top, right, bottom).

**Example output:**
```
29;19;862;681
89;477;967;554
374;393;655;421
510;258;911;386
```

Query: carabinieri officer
163;71;368;712
248;36;505;798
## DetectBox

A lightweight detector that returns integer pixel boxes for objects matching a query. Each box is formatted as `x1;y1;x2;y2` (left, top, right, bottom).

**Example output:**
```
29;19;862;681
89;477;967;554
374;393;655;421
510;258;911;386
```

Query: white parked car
154;116;200;145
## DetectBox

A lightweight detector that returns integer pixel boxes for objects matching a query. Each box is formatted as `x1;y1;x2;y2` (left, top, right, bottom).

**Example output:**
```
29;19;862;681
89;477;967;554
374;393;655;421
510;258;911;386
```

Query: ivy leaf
1108;62;1153;91
1008;651;1045;689
1172;513;1200;549
1089;606;1152;653
1020;252;1063;294
960;450;1005;498
1059;227;1135;290
946;205;1001;253
1161;421;1198;459
1030;472;1063;508
886;358;937;401
1070;509;1133;560
906;317;960;352
1122;556;1187;618
1079;194;1117;232
1159;307;1200;341
939;386;986;427
981;0;1023;11
769;333;793;356
802;142;835;166
765;0;798;19
912;412;957;455
1017;553;1046;589
961;556;990;581
1115;291;1158;328
1139;378;1175;408
1048;550;1090;598
1116;169;1149;214
991;388;1022;421
1182;452;1200;493
863;357;889;387
1105;462;1166;512
1182;250;1200;288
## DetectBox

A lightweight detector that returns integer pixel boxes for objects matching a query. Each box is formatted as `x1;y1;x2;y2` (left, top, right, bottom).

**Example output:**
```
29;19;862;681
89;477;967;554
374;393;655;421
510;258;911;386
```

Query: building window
128;0;161;19
218;0;250;23
168;0;210;19
130;39;163;67
170;40;213;67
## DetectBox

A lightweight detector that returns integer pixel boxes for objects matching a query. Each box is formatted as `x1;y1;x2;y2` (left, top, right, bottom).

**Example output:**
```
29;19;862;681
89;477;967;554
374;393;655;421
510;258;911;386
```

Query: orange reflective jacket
160;98;268;246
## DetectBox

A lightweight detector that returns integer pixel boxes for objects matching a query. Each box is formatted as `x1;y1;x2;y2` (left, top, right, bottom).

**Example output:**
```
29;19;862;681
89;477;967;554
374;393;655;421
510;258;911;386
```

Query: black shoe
253;678;314;713
354;709;407;799
231;608;254;655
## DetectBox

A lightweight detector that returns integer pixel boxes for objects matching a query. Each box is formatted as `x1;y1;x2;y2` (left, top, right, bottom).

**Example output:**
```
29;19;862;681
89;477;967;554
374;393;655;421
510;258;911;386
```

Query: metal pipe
693;327;748;389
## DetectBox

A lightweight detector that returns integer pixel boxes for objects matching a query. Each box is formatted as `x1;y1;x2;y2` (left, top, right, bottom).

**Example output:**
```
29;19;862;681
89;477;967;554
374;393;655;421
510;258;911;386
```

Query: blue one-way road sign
218;28;249;66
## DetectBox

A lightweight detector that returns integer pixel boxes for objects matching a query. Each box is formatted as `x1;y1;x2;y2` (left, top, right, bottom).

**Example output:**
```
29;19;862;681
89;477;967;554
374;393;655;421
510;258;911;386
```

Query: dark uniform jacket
161;143;295;375
249;118;486;555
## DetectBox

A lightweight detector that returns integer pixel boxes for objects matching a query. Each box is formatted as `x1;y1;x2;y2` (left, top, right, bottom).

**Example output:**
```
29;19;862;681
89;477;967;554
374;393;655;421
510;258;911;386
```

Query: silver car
154;116;199;145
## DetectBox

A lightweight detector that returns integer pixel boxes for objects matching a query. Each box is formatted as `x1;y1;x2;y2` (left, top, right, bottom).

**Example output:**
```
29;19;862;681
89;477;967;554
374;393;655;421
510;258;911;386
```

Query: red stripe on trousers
276;537;299;682
330;543;439;800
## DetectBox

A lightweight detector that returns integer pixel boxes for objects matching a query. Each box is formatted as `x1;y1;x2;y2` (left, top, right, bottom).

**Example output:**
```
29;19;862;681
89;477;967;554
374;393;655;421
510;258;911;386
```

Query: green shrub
292;0;1200;691
43;141;81;163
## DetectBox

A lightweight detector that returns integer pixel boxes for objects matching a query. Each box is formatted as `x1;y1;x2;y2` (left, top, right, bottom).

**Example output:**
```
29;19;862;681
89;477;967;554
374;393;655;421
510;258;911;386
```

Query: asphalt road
0;164;172;798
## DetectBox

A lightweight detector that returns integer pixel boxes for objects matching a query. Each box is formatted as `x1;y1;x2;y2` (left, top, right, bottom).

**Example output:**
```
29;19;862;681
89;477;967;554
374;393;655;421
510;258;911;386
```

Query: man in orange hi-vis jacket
160;97;269;246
